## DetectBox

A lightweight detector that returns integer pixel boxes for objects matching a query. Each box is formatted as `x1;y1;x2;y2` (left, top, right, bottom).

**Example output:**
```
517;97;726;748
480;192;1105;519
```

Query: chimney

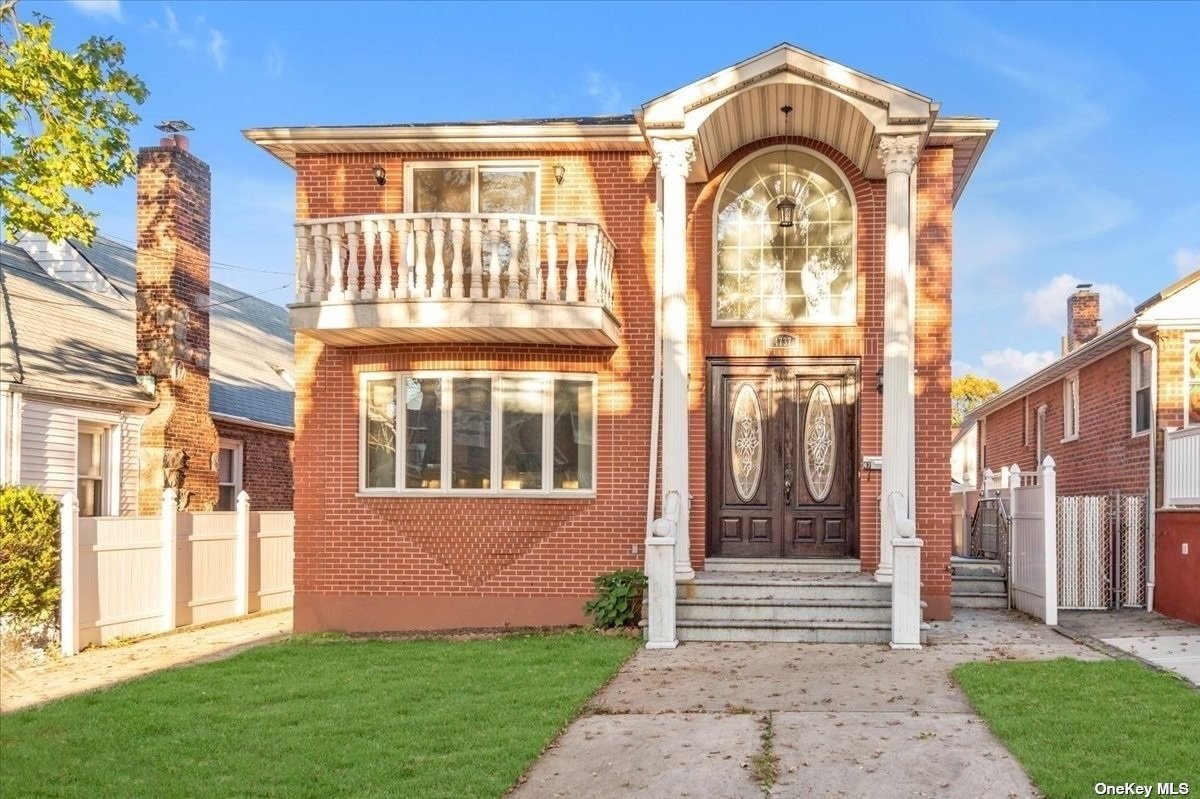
1064;283;1100;354
135;132;219;513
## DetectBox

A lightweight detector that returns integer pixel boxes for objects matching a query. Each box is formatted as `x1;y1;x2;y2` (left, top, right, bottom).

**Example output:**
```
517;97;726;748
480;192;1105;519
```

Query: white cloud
585;71;624;115
68;0;122;20
265;44;284;78
957;348;1058;388
1022;273;1135;331
164;5;179;34
1174;248;1200;278
206;27;228;70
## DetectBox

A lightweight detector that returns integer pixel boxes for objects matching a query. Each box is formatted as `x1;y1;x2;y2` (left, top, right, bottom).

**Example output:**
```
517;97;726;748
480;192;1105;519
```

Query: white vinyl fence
60;488;293;656
1164;426;1200;507
1007;458;1058;625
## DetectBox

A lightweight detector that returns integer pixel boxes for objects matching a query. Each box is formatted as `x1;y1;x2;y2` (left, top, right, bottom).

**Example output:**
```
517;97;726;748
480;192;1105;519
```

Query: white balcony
291;213;620;347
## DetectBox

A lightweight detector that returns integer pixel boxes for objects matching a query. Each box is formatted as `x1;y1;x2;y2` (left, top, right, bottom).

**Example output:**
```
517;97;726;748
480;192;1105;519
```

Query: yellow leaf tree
952;374;1002;429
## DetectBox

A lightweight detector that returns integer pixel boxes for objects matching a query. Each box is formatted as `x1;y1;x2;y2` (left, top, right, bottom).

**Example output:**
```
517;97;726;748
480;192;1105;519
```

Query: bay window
362;372;596;495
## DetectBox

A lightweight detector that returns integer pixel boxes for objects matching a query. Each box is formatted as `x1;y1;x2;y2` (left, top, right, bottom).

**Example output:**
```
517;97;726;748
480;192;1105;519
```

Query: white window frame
402;160;542;215
710;144;858;328
1131;346;1152;437
1062;373;1080;442
1186;332;1200;429
358;370;598;498
216;438;244;511
75;420;118;517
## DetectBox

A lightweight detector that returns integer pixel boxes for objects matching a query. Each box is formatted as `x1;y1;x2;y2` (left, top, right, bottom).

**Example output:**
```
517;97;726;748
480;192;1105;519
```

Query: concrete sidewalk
1059;609;1200;685
511;610;1103;799
1;610;291;713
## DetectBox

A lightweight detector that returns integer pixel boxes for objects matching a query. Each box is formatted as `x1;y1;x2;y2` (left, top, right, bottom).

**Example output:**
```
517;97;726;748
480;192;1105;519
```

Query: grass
953;658;1200;798
749;713;778;795
0;630;639;799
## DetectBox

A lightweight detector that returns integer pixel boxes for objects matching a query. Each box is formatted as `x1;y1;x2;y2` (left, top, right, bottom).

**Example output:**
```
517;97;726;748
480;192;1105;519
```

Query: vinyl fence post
1041;456;1058;626
160;488;177;632
234;491;251;617
60;491;79;657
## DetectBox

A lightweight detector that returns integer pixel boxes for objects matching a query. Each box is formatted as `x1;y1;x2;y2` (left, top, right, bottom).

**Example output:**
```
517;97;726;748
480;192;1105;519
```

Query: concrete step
684;573;888;603
676;619;929;644
704;558;862;574
952;575;1007;595
676;597;891;624
950;556;1006;578
952;593;1010;609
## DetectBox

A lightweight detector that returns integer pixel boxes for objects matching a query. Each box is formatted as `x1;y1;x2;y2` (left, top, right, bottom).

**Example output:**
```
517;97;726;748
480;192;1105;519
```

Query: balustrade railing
293;213;616;312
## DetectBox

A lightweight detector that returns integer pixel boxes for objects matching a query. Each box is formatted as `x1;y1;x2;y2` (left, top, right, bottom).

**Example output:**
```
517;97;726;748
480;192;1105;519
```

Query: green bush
0;485;61;631
583;569;647;629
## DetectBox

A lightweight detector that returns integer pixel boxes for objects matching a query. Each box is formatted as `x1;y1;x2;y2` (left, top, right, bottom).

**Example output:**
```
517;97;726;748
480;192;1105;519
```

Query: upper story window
1132;347;1152;436
362;371;596;496
714;147;855;325
1063;373;1080;442
406;163;538;215
1187;334;1200;427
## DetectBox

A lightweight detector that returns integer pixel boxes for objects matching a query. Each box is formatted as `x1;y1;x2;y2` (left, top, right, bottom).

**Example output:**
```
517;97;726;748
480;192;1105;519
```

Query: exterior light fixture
777;105;796;228
554;165;566;185
372;164;387;186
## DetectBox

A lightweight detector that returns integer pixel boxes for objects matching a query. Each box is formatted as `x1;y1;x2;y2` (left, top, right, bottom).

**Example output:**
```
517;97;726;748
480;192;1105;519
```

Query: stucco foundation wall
1155;510;1200;626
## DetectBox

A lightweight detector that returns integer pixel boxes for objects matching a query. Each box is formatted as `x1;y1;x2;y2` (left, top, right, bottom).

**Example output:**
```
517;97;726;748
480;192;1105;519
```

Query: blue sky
27;0;1200;387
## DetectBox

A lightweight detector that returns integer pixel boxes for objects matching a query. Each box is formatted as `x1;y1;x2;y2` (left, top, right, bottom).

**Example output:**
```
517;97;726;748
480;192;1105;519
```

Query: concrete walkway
0;610;291;713
1059;609;1200;685
511;610;1104;799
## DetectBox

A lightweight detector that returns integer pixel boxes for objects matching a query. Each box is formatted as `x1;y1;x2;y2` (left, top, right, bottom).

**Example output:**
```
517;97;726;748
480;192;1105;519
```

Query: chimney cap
1075;283;1093;290
155;120;194;133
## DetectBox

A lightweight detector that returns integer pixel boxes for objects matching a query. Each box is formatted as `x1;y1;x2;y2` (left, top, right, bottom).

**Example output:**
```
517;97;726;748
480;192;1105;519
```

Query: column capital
651;137;696;179
876;134;921;176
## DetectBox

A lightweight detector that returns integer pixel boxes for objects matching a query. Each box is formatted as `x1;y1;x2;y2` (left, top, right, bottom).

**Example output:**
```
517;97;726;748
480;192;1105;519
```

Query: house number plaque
766;332;798;350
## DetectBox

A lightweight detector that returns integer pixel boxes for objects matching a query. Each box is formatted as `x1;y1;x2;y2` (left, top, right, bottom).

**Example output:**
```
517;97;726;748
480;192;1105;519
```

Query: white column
160;488;178;632
652;137;696;581
875;134;920;583
60;491;79;657
234;490;251;617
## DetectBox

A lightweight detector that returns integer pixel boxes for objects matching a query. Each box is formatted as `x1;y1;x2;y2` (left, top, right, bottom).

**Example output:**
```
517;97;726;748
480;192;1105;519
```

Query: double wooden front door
708;359;858;558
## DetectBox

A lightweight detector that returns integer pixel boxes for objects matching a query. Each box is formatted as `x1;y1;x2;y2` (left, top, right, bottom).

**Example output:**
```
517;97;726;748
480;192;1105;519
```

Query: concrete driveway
1059;609;1200;685
511;610;1104;799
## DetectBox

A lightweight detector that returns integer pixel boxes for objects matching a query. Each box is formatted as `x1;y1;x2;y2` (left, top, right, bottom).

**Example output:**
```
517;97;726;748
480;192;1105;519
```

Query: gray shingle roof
0;237;294;429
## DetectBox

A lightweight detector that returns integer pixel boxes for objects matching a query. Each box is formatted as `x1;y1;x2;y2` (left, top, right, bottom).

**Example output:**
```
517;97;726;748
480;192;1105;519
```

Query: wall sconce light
554;165;566;185
372;164;387;186
876;367;884;394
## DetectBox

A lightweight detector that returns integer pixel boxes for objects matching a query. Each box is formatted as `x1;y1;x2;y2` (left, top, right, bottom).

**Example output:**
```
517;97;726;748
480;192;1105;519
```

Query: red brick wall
213;420;294;510
1155;510;1200;625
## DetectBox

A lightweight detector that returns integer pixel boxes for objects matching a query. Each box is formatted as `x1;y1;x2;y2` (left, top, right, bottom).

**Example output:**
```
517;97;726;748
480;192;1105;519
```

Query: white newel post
645;491;681;650
875;134;921;583
1040;456;1058;626
889;492;923;649
652;137;697;582
160;488;177;632
234;491;251;617
59;491;79;657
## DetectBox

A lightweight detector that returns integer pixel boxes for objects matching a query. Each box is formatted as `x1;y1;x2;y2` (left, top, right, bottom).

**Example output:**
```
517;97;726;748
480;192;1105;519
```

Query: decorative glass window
361;372;596;495
1132;348;1152;436
216;440;244;511
714;148;854;324
407;163;538;215
1188;334;1200;427
77;424;108;517
1063;374;1080;441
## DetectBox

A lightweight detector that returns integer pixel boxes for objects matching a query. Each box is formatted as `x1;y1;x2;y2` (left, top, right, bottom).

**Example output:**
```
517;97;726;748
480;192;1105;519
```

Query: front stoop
950;556;1008;610
675;564;928;644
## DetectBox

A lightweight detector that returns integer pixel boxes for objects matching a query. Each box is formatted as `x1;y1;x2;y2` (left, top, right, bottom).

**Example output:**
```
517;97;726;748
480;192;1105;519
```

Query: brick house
246;44;996;639
0;136;295;514
953;274;1200;624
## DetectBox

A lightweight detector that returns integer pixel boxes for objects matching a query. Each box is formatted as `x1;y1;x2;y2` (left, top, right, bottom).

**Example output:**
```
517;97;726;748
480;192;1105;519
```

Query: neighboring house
245;44;997;636
0;136;295;515
953;275;1200;624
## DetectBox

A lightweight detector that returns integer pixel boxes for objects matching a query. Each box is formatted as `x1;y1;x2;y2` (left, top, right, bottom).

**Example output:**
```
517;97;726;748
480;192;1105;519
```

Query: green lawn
954;658;1200;799
0;631;639;799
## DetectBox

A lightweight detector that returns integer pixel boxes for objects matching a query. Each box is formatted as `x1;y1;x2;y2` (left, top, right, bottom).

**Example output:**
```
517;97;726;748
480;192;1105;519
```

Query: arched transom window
714;149;855;324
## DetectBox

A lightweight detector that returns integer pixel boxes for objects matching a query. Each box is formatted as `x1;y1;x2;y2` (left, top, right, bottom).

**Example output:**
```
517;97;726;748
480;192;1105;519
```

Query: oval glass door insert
803;383;836;502
731;382;763;502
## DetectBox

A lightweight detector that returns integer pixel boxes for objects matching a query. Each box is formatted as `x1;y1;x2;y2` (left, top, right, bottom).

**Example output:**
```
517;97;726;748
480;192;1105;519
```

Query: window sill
1132;429;1150;439
1061;435;1079;444
356;489;597;501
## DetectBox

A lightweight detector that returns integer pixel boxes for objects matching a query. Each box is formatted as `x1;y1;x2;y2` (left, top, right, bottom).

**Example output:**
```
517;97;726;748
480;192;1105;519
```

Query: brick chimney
135;133;219;513
1064;283;1100;354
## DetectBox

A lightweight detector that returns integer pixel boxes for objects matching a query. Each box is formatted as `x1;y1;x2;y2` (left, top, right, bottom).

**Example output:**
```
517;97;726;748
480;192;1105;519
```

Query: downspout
646;174;665;544
1131;324;1156;612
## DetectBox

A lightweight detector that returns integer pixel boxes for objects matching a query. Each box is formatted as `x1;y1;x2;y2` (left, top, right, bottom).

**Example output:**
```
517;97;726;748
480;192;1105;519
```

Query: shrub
0;485;61;631
583;569;647;629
